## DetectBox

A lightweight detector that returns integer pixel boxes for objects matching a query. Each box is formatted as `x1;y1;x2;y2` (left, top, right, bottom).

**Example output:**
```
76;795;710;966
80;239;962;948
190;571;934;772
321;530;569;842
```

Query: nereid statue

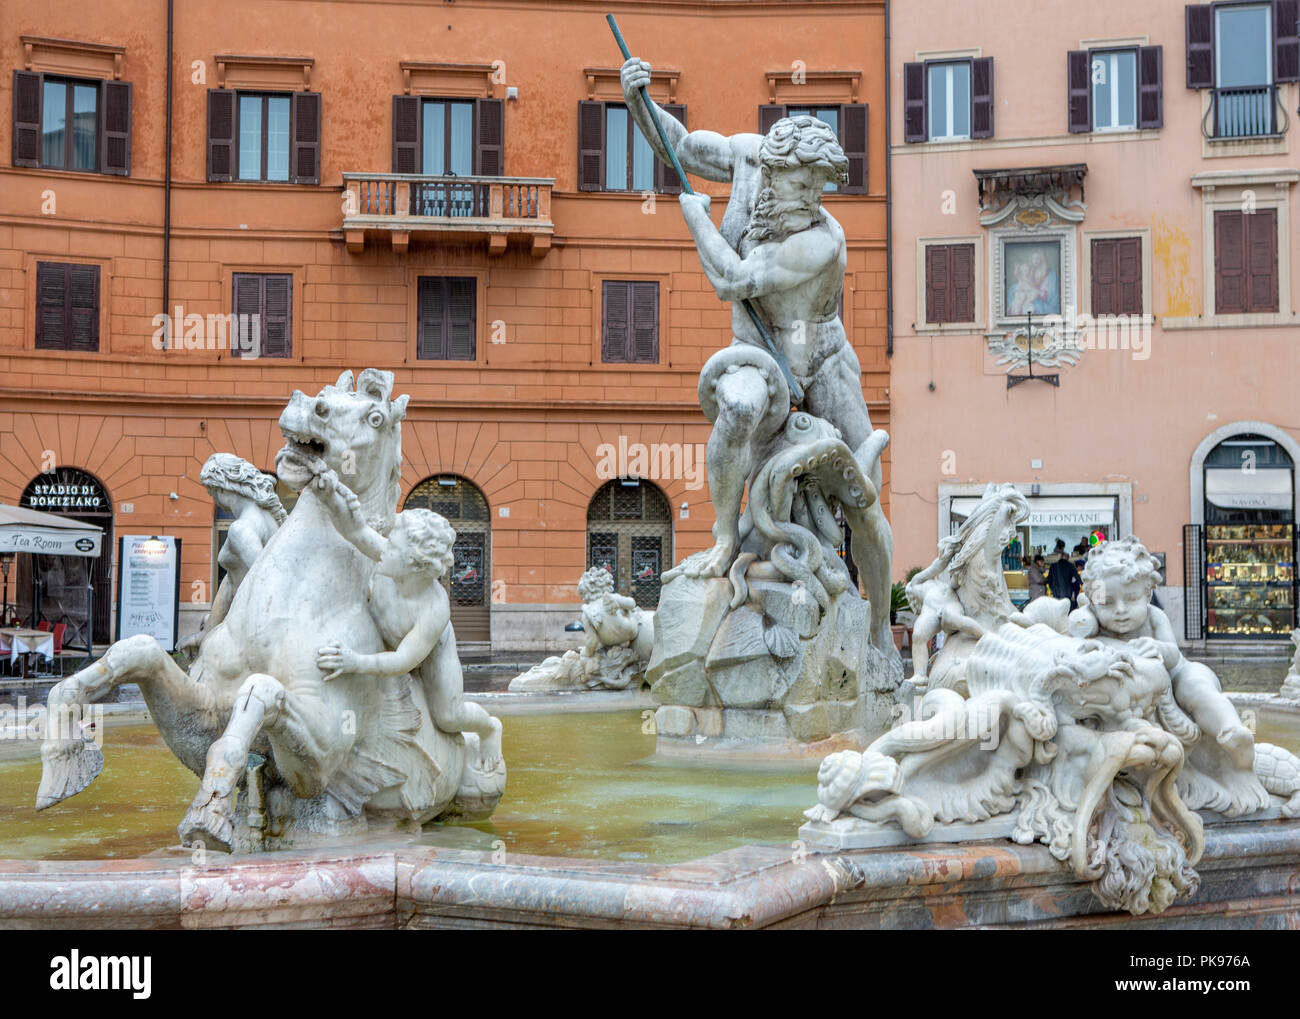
509;567;654;692
622;57;900;750
37;370;506;852
801;484;1300;915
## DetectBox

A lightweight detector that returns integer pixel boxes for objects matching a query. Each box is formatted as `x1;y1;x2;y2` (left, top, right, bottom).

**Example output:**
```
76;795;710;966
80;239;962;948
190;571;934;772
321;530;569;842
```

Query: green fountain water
0;712;814;863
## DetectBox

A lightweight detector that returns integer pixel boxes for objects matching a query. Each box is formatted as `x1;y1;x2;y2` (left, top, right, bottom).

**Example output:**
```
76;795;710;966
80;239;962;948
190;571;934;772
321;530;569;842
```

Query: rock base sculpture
799;486;1300;916
509;567;653;692
36;370;505;853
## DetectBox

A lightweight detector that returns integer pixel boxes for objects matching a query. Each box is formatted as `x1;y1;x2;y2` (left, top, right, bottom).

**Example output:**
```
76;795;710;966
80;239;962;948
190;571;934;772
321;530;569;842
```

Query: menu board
115;535;181;650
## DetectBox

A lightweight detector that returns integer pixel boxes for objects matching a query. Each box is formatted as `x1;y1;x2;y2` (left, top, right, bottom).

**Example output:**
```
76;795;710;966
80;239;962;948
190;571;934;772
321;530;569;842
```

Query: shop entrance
1201;435;1295;638
586;479;673;610
404;475;491;644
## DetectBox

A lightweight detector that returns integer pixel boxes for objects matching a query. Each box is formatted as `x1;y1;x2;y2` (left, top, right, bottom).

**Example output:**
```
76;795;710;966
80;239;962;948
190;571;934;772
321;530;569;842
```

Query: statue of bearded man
621;57;893;648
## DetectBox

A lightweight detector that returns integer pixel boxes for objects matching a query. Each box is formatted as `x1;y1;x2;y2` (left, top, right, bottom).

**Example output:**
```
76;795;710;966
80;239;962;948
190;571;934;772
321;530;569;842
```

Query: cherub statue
312;469;502;769
1280;629;1300;700
1068;536;1252;767
180;454;285;653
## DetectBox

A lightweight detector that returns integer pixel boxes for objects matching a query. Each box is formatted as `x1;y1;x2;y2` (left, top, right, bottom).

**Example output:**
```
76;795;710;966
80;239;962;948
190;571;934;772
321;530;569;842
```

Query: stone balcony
341;173;555;256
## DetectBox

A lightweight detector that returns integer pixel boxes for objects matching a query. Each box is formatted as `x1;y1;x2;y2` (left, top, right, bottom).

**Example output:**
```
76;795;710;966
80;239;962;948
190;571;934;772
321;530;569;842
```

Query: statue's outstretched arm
680;193;832;301
620;57;737;182
312;470;386;561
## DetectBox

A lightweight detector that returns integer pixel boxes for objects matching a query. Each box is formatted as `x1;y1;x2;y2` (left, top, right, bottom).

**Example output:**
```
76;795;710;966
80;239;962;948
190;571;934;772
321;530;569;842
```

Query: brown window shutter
1137;46;1163;129
1116;238;1142;315
1186;5;1214;89
654;104;686;194
1214;210;1245;315
67;264;100;351
474;97;504;177
758;104;786;135
393;94;421;174
951;243;974;322
602;280;630;361
970;58;994;138
1277;0;1299;83
925;246;949;323
903;63;926;142
447;277;477;360
630;281;659;363
290;91;322;185
1246;209;1279;313
840;103;868;193
1091;238;1118;315
1067;51;1092;133
35;262;67;349
262;275;292;357
207;89;236;181
232;273;261;357
100;80;132;175
417;277;446;359
578;100;605;192
12;70;43;167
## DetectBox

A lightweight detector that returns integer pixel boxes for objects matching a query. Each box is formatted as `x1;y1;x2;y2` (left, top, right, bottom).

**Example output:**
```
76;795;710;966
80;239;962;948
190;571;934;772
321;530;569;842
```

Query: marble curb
3;819;1298;929
466;688;655;715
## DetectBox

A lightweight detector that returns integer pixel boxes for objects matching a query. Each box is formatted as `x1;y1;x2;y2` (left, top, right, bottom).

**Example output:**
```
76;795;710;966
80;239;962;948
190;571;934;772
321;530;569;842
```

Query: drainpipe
162;0;174;348
884;0;894;359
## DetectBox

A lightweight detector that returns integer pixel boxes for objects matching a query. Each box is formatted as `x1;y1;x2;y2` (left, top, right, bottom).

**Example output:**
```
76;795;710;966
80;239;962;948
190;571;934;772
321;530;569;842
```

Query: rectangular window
604;104;655;191
14;72;131;174
577;101;686;193
207;89;320;184
237;94;291;182
1214;208;1279;314
231;273;292;358
417;277;477;360
1092;50;1138;130
927;61;971;140
904;57;994;142
391;95;503;182
601;280;659;363
1091;237;1143;316
1213;3;1277;136
924;244;975;324
35;262;100;352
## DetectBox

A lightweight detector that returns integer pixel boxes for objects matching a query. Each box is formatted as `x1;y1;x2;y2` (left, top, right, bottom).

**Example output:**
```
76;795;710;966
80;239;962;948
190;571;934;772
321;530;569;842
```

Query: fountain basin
0;695;1297;928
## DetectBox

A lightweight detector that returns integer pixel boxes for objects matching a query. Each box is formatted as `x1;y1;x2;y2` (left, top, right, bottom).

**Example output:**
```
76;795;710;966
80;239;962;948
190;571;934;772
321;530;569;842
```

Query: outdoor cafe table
0;627;54;678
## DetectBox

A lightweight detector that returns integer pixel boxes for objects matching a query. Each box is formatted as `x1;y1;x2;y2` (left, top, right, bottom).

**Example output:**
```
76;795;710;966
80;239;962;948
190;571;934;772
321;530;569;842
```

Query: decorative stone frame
914;235;983;333
588;272;671;370
23;253;112;357
1188;421;1300;533
400;61;499;99
937;481;1133;546
1164;168;1299;330
404;267;489;367
214;54;314;92
988;226;1077;329
21;35;124;80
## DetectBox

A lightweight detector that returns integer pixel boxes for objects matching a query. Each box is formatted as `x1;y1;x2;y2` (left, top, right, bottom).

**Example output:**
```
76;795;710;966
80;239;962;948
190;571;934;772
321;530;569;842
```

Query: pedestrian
1026;554;1048;601
1048;552;1078;607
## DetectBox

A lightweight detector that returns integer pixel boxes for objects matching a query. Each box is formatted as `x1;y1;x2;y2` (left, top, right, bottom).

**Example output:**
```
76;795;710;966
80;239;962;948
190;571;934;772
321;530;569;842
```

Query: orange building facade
0;0;890;652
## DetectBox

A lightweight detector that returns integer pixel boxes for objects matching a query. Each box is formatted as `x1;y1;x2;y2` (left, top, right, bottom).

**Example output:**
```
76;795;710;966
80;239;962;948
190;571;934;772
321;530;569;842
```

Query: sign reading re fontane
115;535;181;651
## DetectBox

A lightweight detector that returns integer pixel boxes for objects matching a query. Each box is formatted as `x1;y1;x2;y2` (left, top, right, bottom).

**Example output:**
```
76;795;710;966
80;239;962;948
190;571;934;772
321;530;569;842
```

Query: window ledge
1162;313;1300;330
914;322;983;335
899;129;1160;153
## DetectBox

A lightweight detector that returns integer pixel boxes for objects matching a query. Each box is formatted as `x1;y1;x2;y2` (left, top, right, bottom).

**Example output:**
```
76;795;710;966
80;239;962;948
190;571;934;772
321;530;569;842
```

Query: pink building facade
888;0;1299;646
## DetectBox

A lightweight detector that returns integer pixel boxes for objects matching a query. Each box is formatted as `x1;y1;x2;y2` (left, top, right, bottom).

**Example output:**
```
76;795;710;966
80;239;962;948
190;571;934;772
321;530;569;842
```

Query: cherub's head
378;508;456;580
1080;536;1160;636
1015;263;1030;285
200;453;286;523
577;566;615;604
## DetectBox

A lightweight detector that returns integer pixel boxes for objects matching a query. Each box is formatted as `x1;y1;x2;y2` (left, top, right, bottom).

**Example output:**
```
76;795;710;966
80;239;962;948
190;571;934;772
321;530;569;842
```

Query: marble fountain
3;95;1300;930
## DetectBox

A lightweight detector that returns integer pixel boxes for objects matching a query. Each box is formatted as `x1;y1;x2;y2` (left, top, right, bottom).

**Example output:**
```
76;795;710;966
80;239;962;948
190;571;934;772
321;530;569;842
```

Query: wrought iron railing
1203;84;1288;139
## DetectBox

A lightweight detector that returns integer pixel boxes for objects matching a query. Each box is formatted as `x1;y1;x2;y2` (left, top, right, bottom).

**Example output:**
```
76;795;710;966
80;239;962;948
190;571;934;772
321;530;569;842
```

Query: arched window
586;478;672;609
19;467;112;650
1201;433;1295;638
405;475;491;644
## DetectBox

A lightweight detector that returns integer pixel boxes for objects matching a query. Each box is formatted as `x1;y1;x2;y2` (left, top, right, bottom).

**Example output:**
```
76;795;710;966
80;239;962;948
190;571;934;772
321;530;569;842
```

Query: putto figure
622;57;892;649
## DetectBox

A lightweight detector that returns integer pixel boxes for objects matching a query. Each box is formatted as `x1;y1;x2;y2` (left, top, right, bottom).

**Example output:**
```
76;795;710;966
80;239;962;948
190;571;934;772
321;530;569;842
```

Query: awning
951;495;1117;528
0;503;103;557
1205;468;1293;512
